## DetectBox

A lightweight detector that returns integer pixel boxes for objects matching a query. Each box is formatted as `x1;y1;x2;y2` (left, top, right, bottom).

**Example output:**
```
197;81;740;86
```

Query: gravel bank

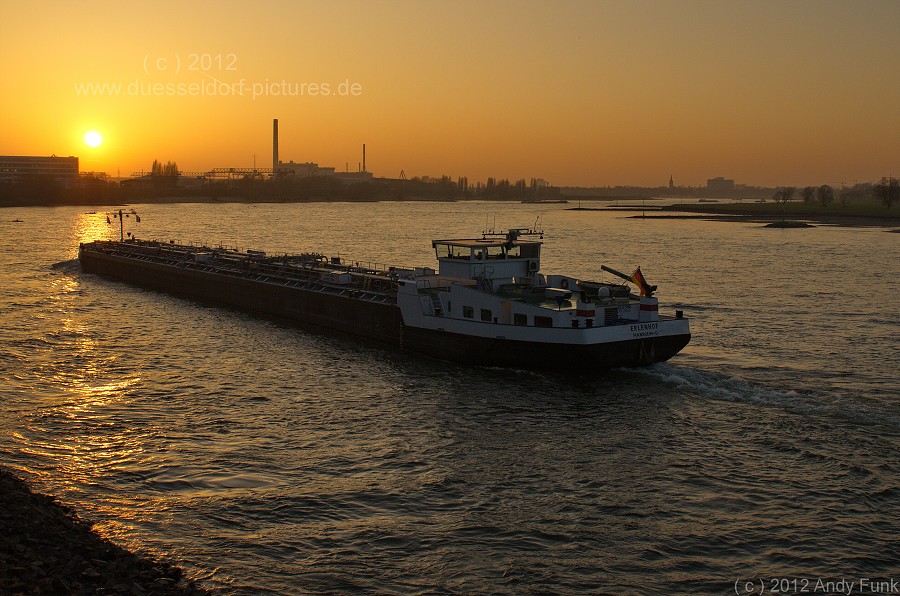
0;467;209;595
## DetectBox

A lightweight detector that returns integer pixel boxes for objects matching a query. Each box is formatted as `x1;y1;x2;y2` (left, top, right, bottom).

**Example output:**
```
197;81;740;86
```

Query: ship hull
401;325;690;370
79;245;689;370
78;248;404;345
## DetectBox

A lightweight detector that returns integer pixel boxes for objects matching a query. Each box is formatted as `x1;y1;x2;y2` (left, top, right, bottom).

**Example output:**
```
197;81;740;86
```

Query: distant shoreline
0;195;466;208
3;196;898;229
568;201;900;228
623;213;899;228
655;202;900;228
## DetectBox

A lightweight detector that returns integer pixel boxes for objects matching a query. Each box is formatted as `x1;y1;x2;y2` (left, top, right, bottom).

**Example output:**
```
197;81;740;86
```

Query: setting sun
83;130;103;148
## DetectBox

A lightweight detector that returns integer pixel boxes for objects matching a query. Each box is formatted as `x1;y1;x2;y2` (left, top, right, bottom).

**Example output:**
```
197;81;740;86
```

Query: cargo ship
78;228;690;370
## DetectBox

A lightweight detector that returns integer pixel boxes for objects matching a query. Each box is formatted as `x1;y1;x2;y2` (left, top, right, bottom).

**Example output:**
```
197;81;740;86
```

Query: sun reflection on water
19;218;160;545
69;211;118;258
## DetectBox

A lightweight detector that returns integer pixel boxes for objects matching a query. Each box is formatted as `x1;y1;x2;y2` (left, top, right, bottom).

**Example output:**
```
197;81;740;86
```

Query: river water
1;201;898;594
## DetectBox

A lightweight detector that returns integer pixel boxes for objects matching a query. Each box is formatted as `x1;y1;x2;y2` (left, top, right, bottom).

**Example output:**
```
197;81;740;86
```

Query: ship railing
213;256;401;300
87;240;405;300
313;254;421;277
100;239;415;278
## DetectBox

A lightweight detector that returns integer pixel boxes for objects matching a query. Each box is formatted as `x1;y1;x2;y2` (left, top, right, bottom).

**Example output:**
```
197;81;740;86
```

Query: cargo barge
78;228;690;370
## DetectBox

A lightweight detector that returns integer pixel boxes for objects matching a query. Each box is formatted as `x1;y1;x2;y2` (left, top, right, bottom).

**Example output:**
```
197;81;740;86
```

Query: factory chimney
362;143;366;173
272;119;279;173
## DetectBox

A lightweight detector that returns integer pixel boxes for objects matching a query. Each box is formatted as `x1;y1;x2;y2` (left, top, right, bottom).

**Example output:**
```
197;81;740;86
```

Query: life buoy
561;279;569;289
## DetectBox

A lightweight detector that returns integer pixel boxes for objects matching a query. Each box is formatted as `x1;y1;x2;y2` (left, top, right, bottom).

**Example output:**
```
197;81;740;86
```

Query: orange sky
2;0;898;187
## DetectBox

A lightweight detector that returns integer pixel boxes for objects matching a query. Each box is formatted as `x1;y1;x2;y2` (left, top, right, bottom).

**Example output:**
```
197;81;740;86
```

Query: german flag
630;267;654;297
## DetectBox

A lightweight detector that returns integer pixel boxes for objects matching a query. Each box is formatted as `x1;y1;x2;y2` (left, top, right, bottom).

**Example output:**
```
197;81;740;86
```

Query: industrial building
706;176;735;193
0;155;79;183
276;160;336;177
123;119;375;185
273;119;372;183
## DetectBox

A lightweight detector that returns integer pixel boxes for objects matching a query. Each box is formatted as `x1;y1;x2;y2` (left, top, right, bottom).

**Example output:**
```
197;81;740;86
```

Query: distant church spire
668;174;674;189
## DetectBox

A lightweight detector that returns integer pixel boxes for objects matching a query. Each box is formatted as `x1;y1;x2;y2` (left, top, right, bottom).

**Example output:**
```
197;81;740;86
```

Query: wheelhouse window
463;306;474;319
486;246;505;259
435;244;471;259
480;308;492;322
454;246;471;259
514;313;528;326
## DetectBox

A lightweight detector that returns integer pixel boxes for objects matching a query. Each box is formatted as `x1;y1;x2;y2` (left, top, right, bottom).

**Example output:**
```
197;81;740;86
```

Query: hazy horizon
3;0;898;188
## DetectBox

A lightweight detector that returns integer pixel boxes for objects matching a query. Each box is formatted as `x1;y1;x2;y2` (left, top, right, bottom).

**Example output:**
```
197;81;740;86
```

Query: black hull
79;248;689;370
401;326;691;371
79;250;403;346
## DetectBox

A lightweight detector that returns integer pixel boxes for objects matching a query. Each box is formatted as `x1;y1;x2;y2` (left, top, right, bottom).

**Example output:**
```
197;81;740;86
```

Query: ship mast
109;209;140;241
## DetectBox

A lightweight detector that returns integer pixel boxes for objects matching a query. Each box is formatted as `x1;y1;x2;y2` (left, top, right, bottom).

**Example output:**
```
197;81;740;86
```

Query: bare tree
873;177;898;209
801;186;815;204
776;186;796;205
817;184;834;207
839;187;849;207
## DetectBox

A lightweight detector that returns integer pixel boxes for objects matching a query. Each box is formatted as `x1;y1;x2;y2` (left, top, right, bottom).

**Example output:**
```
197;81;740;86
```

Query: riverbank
0;467;208;594
4;195;899;230
657;200;900;228
0;194;463;208
625;212;900;229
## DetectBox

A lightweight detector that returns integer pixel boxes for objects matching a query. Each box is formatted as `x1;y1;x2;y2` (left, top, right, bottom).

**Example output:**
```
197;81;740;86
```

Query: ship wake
627;362;900;432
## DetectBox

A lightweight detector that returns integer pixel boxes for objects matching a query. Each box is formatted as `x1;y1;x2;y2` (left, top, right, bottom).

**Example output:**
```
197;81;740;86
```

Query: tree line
774;177;897;209
150;160;179;177
1;158;896;207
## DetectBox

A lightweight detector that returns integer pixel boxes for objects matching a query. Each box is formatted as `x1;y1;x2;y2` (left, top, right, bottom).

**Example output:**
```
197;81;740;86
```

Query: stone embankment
1;468;209;595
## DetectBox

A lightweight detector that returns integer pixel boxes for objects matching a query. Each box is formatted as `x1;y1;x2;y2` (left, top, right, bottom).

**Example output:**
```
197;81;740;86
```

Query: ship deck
81;240;404;304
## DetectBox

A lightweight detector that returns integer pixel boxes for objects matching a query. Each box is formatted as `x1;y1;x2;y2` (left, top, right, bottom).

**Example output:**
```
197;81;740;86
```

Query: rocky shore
0;467;208;595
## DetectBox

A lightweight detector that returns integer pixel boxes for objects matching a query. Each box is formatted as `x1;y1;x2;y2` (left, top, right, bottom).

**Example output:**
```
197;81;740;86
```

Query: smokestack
272;119;279;172
362;143;366;173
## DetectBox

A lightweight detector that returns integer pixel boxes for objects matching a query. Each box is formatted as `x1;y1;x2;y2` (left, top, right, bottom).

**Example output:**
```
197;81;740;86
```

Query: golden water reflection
26;216;160;548
69;211;118;258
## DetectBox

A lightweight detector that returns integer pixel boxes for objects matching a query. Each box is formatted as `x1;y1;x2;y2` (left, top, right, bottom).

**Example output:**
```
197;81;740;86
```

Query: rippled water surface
1;202;898;594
